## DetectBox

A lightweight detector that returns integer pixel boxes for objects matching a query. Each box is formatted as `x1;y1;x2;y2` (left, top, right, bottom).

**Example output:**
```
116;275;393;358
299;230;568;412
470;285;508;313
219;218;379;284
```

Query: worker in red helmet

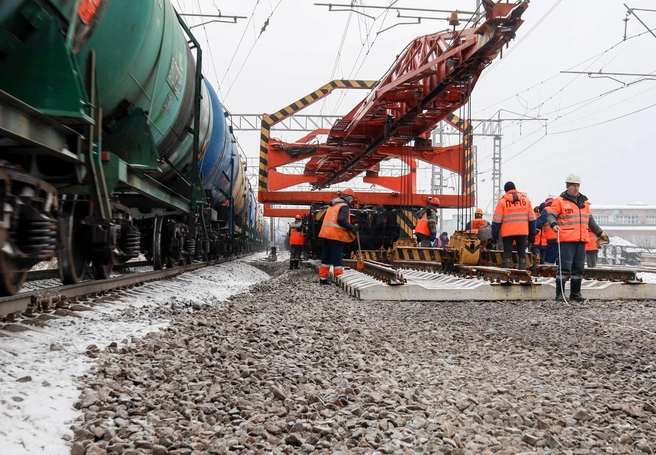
317;188;359;285
414;197;439;247
546;174;609;301
288;214;306;270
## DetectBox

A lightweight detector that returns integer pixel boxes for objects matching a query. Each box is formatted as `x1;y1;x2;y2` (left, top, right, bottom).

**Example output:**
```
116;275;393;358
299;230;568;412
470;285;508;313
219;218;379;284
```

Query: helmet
565;174;581;185
341;188;355;197
475;208;483;216
533;206;541;213
544;197;554;205
295;215;302;220
428;196;440;206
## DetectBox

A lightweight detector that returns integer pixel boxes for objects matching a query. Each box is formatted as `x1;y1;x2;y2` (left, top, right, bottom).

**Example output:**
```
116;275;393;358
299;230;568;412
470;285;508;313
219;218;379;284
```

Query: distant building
592;203;656;248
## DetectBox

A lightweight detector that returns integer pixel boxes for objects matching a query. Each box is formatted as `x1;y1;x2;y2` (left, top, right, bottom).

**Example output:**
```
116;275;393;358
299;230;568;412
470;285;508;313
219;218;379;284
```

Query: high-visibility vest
415;212;431;236
547;196;592;243
470;218;488;233
586;230;599;251
493;190;535;237
535;228;542;246
289;225;306;246
318;203;356;243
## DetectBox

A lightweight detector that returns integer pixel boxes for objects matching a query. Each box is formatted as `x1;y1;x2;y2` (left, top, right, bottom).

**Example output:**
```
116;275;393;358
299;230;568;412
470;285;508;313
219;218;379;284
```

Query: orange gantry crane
258;1;529;217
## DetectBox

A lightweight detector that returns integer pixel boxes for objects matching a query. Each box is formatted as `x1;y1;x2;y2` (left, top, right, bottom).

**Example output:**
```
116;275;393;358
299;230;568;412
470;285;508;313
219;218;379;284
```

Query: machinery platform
336;268;655;301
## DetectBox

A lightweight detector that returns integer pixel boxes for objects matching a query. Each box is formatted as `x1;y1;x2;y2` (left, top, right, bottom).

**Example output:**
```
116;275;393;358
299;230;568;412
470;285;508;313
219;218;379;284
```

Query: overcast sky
176;0;656;210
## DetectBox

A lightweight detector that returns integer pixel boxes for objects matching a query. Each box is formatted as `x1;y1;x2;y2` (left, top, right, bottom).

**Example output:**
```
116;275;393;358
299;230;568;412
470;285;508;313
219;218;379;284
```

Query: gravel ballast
71;260;656;454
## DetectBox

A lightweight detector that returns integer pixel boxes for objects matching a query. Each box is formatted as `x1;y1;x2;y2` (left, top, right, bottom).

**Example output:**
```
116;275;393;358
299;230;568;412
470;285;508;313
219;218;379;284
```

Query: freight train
0;0;263;295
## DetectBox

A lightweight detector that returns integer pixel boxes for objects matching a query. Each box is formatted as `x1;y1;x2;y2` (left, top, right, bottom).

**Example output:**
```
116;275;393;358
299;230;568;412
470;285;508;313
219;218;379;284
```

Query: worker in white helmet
546;174;609;302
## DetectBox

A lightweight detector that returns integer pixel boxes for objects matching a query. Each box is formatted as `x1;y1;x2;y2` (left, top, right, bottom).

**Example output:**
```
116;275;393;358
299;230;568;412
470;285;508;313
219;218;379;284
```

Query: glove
350;223;360;233
596;232;610;248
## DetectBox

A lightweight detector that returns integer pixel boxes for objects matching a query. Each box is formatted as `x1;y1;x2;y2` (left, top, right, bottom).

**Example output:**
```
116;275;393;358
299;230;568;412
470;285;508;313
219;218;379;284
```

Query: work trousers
501;235;527;260
290;245;303;261
556;241;586;280
416;233;433;247
586;250;598;268
321;239;345;269
544;239;558;264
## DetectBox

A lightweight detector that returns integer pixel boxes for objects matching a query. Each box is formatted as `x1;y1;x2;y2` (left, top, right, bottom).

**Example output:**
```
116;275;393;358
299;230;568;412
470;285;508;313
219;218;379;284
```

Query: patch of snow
0;254;271;454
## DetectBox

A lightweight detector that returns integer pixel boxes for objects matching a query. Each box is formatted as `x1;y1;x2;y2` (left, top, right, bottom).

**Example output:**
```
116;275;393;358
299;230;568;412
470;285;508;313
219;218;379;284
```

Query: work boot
289;261;294;270
569;278;585;301
319;278;330;285
294;260;299;269
518;257;527;270
501;257;512;268
555;279;566;301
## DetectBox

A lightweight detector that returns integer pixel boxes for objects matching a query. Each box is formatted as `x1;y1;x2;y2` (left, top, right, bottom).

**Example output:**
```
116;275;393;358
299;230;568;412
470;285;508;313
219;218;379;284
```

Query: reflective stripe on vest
319;203;356;243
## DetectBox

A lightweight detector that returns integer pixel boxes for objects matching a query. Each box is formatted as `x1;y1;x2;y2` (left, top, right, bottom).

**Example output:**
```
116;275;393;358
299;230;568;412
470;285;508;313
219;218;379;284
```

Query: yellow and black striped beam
258;80;376;198
395;209;416;240
392;246;447;262
445;112;475;199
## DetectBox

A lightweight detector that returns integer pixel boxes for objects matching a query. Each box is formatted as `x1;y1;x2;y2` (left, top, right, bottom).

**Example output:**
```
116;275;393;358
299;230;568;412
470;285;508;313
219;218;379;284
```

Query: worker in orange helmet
288;214;306;270
465;208;489;233
317;188;359;285
414;196;439;247
491;181;536;269
546;174;609;301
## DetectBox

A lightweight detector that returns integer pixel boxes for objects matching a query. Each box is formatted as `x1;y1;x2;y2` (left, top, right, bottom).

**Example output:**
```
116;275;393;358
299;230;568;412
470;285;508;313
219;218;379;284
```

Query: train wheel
92;260;113;280
0;253;28;296
152;216;163;270
58;202;88;285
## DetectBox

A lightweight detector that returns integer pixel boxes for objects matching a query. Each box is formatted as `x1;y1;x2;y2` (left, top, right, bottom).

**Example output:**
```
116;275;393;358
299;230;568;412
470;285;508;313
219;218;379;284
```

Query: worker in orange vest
535;197;558;265
585;230;599;268
288;214;306;270
318;188;358;285
414;197;439;247
465;208;490;233
531;205;543;263
546;174;609;301
491;181;536;269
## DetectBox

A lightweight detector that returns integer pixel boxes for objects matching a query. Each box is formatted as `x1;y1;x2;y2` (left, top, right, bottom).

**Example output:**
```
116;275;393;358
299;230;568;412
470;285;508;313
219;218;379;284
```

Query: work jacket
546;191;602;243
414;208;437;237
289;221;306;246
319;199;356;243
535;228;543;246
492;190;536;238
535;205;557;242
586;230;599;251
470;217;488;233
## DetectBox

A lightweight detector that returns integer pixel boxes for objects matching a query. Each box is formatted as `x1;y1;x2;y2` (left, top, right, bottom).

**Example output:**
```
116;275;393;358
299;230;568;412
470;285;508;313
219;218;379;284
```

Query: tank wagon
0;0;262;295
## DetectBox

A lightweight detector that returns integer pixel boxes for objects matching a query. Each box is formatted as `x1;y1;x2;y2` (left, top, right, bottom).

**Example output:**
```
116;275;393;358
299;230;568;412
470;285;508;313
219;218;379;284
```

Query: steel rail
26;261;152;281
344;259;406;285
1;256;242;317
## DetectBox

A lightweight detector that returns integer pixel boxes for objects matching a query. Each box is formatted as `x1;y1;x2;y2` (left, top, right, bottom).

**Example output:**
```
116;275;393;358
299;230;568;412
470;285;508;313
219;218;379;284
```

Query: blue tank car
0;0;262;294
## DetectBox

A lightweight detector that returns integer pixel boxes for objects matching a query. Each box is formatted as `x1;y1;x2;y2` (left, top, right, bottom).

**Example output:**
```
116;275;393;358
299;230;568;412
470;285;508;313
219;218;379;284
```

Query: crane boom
258;1;528;215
